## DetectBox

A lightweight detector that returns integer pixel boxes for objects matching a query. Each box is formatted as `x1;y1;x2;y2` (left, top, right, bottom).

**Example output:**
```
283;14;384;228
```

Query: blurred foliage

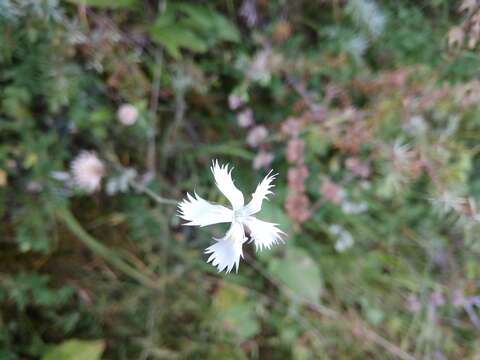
1;0;480;359
42;339;105;360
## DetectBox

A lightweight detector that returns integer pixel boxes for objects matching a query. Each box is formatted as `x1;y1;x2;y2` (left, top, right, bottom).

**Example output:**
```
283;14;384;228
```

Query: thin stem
128;179;178;206
104;152;178;206
58;208;158;288
146;48;163;180
160;71;187;170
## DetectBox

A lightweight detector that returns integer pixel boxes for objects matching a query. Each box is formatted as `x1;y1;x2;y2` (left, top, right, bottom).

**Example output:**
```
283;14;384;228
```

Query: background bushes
1;0;480;358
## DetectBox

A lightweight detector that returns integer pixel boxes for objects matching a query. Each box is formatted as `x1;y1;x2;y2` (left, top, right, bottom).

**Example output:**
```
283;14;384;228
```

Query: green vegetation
1;0;480;358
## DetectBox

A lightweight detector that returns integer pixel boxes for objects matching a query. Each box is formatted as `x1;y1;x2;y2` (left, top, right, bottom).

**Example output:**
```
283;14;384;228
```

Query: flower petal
244;216;285;251
178;192;233;227
205;222;245;273
211;160;244;210
243;170;276;216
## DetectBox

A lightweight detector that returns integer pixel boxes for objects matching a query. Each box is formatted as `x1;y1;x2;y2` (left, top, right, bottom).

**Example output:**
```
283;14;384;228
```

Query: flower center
233;208;249;222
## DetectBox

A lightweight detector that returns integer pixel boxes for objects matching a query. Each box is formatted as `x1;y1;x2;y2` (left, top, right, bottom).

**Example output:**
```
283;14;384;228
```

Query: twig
358;321;417;360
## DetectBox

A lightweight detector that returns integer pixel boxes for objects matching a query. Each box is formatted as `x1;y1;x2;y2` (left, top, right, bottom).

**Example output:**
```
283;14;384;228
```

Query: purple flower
253;151;274;170
247;125;268;147
237;109;254;128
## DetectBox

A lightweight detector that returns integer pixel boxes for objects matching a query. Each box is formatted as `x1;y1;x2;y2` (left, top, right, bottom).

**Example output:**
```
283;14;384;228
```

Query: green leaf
260;201;292;232
268;246;323;305
42;339;105;360
150;3;239;58
150;24;207;59
201;143;253;160
175;4;216;31
209;11;240;42
65;0;138;9
152;6;176;27
175;4;240;42
213;284;260;341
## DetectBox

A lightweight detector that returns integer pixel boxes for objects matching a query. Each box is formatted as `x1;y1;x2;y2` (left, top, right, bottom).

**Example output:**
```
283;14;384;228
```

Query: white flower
430;191;466;215
349;0;386;38
346;35;368;61
117;104;138;126
329;224;354;252
334;232;354;252
246;49;272;84
51;171;71;182
177;160;284;273
341;201;368;214
403;115;427;136
106;168;137;195
70;151;105;193
392;139;414;166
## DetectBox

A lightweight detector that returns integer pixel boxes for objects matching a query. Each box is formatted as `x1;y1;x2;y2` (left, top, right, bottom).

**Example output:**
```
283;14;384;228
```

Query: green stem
128;180;178;206
58;208;157;288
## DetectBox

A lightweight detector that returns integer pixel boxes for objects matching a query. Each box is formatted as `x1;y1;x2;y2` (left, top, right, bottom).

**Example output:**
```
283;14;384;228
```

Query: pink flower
320;180;344;205
71;151;105;193
253;151;274;170
228;94;244;110
287;165;309;192
452;290;466;308
406;294;421;313
448;26;465;48
285;192;311;223
430;290;445;307
247;125;268;147
345;157;370;178
309;104;327;122
281;117;300;136
286;138;305;164
117;104;139;126
240;0;257;28
237;108;254;128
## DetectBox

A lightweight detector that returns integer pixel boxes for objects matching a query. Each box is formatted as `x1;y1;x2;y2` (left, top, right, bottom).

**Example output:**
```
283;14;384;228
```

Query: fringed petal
244;216;285;251
243;170;276;216
177;192;233;227
205;222;245;273
211;160;244;210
